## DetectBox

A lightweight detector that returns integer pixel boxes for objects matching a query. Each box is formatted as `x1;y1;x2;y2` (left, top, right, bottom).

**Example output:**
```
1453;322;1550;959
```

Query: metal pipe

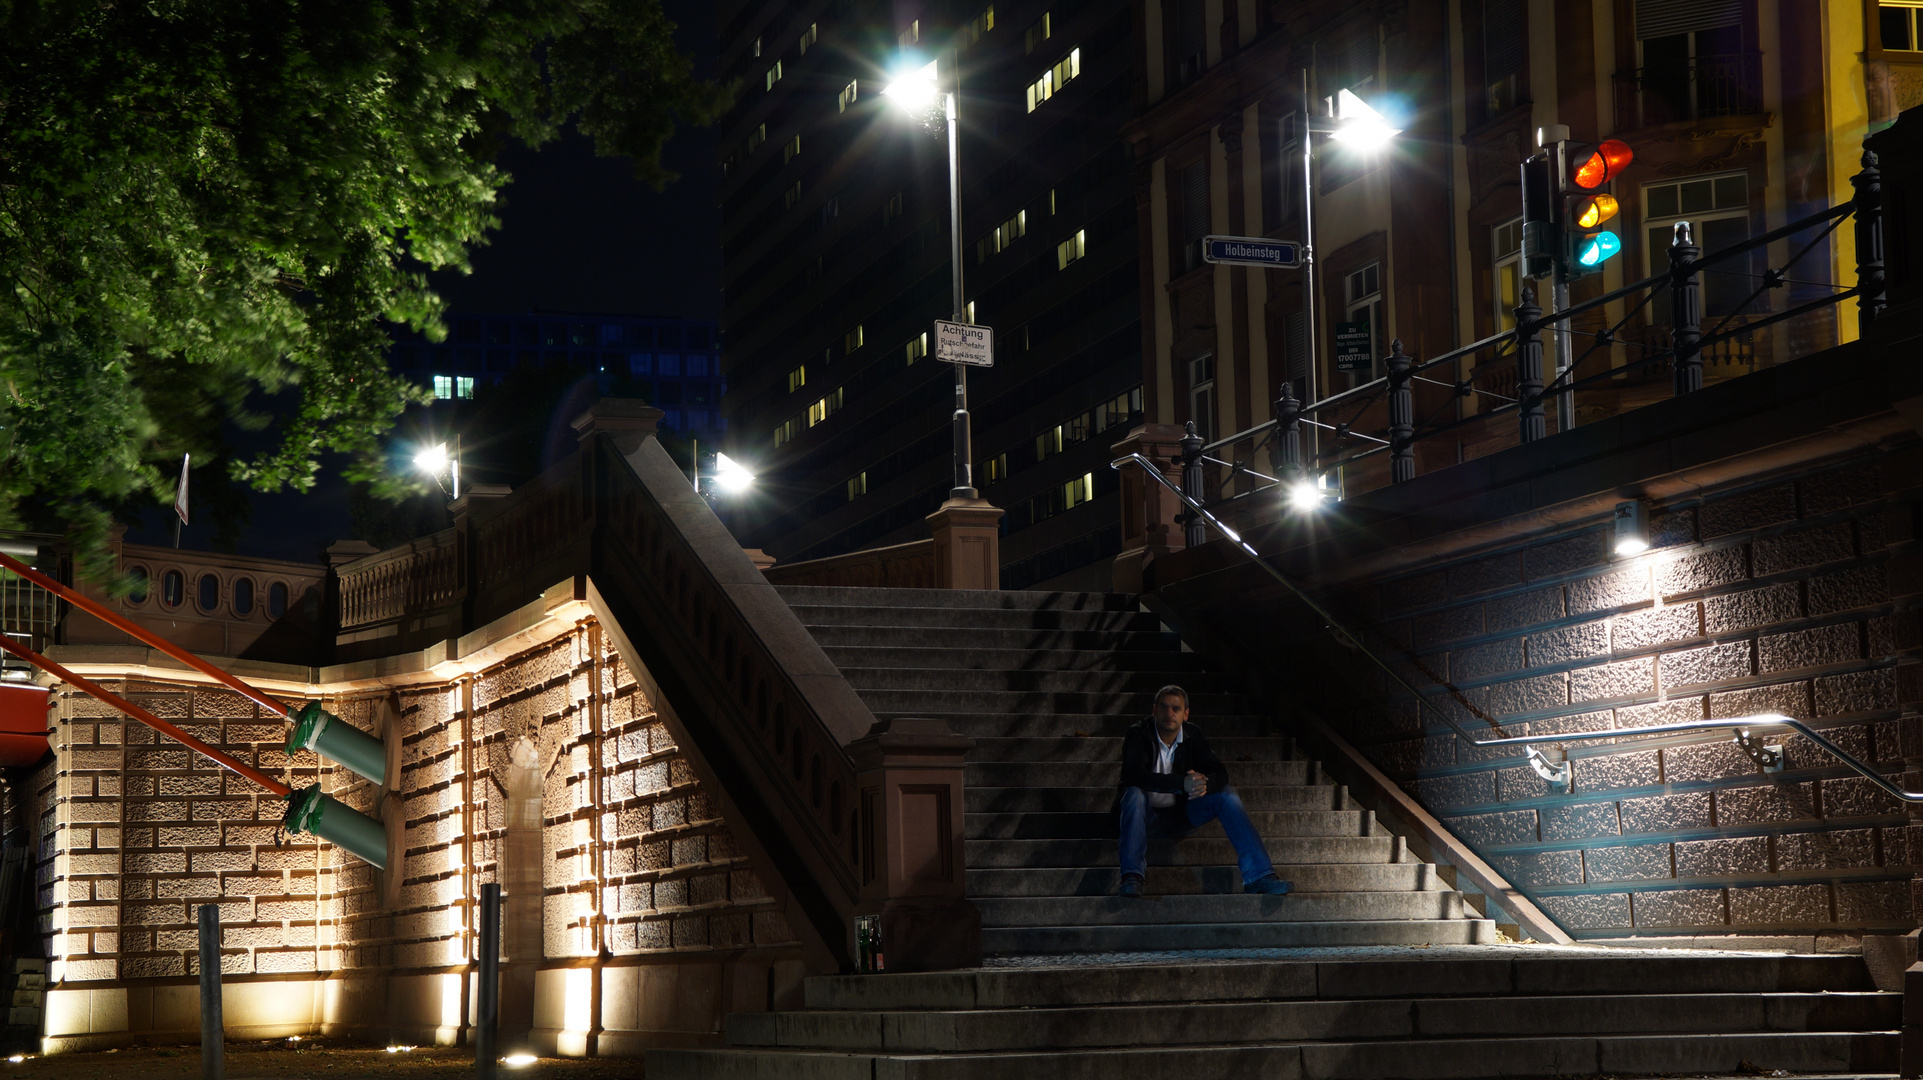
198;904;224;1080
0;633;290;796
944;64;975;500
476;882;501;1080
0;551;290;718
1300;68;1321;473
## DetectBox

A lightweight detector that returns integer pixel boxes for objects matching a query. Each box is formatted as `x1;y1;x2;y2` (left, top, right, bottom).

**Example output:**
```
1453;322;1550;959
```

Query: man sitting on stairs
1117;685;1292;899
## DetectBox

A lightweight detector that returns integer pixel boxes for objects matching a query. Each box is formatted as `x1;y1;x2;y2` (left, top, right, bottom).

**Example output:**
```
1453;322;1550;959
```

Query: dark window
1627;2;1754;123
1171;0;1205;88
655;382;684;405
515;321;538;345
456;320;482;344
487;321;511;344
268;582;288;619
626;325;655;348
488;349;513;371
570;323;594;346
543;322;566;346
1482;0;1524;115
659;326;683;349
1179;161;1209;273
1885;4;1920;50
234;578;254;616
197;573;219;612
162;570;184;608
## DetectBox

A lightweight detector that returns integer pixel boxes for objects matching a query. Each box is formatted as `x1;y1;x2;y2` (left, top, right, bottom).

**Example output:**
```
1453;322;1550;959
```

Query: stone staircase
779;585;1491;952
649;587;1901;1078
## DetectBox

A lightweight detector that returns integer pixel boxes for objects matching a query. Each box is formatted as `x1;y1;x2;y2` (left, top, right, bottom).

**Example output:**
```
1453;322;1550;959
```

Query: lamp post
885;57;975;500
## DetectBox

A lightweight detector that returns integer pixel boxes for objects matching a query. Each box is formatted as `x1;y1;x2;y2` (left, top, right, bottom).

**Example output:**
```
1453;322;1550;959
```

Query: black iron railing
1615;52;1763;127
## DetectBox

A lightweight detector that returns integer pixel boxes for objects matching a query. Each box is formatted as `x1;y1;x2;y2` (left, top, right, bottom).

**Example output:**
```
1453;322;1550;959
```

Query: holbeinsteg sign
1202;235;1302;268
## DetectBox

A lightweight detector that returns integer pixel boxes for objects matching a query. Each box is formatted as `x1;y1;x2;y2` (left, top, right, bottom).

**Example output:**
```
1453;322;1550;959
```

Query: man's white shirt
1150;725;1184;808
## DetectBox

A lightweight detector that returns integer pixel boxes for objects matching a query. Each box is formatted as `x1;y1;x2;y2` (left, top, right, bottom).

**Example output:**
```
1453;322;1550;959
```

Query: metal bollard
1271;385;1303;483
198;904;224;1080
1386;338;1414;483
476;883;501;1080
1515;286;1545;443
1669;221;1703;395
1855;150;1886;335
1179;421;1205;549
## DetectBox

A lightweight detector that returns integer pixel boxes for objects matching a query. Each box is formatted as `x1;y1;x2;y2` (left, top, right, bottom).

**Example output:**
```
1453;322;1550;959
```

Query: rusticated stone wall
32;608;802;1055
1352;447;1922;941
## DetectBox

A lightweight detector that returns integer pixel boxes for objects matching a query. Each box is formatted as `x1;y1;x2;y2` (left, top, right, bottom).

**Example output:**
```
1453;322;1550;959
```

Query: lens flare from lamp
1329;88;1401;149
1286;482;1323;512
412;444;449;475
882;61;940;112
1577;231;1621;267
713;452;756;494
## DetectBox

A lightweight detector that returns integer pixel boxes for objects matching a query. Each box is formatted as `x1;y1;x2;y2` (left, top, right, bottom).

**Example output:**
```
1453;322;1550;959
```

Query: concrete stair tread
966;863;1436;896
965;836;1398;866
784;605;1160;631
966;783;1340;813
820;645;1209;672
772;586;1140;611
976;891;1464;926
982;919;1499;952
804;627;1185;650
967;808;1375;840
838;668;1242;692
965;735;1291;762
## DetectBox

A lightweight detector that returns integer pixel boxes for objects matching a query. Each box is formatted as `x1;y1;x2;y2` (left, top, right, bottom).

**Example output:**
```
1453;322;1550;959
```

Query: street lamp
712;452;755;494
413;439;460;500
884;57;976;500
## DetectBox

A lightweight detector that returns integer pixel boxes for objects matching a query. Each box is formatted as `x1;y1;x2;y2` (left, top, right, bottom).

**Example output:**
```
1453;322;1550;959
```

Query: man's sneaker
1118;875;1145;898
1244;875;1292;896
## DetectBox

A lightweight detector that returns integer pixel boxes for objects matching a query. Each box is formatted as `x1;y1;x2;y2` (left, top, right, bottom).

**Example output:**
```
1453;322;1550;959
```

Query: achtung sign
935;320;994;367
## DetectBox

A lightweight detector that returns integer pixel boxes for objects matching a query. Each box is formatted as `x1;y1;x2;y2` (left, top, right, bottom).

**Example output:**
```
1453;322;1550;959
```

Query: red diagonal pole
0;551;291;718
0;633;290;797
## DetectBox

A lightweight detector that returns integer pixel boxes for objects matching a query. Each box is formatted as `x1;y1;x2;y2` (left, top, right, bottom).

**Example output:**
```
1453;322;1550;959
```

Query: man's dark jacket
1117;718;1231;811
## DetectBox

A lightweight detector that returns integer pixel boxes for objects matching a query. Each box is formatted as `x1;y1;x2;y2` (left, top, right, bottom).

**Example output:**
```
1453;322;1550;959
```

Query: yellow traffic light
1574;194;1620;229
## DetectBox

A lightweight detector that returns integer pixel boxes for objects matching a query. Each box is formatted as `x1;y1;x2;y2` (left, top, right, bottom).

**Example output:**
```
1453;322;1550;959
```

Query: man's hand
1185;769;1208;798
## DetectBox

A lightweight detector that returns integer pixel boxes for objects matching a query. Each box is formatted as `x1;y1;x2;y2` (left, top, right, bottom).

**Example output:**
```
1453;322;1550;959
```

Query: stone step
965;862;1438;897
965;783;1340;814
839;667;1238;694
654;1031;1897;1080
724;992;1899;1053
966;735;1289;763
852;688;1254;715
965;758;1305;787
982;917;1497;954
772;586;1140;612
966;808;1375;841
803;955;1877;1010
804;625;1185;651
975;890;1464;928
786;604;1160;632
939;713;1276;740
821;645;1210;674
965;835;1398;868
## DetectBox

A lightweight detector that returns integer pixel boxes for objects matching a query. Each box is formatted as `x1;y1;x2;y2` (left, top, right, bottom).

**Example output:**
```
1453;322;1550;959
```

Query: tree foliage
0;0;723;577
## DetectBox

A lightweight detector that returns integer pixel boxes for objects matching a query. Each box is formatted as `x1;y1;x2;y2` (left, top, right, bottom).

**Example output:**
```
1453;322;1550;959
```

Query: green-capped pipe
282;785;388;869
285;701;386;786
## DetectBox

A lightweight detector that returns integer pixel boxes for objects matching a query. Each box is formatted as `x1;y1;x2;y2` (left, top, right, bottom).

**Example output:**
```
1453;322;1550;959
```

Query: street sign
1334;321;1374;372
935;320;993;367
1202;235;1302;269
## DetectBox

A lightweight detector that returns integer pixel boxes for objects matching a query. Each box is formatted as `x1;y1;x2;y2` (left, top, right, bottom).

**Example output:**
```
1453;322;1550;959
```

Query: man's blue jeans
1117;785;1276;886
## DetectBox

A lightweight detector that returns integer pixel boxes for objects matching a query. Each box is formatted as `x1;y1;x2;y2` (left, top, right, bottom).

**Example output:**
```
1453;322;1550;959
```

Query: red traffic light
1573;140;1634;189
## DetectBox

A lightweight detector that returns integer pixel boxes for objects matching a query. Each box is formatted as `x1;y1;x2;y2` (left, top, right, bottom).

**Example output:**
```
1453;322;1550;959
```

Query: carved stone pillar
926;498;1004;590
1111;422;1191;593
849;718;980;971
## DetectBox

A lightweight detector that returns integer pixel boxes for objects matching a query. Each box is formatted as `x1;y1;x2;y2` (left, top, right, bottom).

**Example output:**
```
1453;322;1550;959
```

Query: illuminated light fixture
1613;499;1650;556
1286;481;1324;513
713;452;756;494
1577;231;1622;267
7;1056;23;1064
504;1053;539;1068
1573;194;1620;229
1328;88;1401;150
411;443;448;475
881;60;940;112
1573;139;1634;189
385;1046;417;1054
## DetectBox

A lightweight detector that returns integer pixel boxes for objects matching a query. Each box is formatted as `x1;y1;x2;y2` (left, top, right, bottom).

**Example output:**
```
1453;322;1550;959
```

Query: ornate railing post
1270;384;1303;483
1669;221;1703;395
1855;149;1887;334
1180;421;1205;549
1516;286;1546;443
848;718;980;971
1110;423;1189;593
1386;338;1415;483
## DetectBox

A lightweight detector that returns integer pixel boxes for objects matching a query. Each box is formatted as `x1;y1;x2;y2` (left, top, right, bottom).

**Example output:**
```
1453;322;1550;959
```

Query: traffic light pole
1553;279;1575;432
1298;69;1320;485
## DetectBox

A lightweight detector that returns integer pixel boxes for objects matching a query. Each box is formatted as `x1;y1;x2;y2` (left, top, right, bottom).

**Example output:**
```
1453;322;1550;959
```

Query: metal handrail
1109;450;1923;801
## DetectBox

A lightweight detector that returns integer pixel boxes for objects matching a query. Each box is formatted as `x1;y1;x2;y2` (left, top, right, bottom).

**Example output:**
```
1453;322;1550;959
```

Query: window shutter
1483;0;1525;81
1634;0;1741;39
1181;162;1209;244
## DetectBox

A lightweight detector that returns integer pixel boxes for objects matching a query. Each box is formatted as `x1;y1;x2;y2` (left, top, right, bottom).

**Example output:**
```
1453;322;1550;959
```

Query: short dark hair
1154;684;1189;710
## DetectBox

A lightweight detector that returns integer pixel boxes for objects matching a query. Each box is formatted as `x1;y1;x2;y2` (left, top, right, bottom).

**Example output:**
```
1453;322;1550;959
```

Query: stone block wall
31;610;802;1054
1349;448;1923;940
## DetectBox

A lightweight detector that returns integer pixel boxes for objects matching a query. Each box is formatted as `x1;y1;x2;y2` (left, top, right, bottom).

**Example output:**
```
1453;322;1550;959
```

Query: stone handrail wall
335;530;460;630
761;539;938;589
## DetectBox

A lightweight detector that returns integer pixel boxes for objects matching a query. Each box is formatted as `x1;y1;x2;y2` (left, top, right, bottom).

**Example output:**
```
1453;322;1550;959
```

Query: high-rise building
387;310;725;437
716;0;1142;590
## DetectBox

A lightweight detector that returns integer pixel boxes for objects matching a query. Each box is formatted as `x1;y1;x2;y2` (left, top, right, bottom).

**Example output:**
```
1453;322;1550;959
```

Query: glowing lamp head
1329;88;1401;149
1574;194;1620;229
882;61;940;112
503;1054;538;1068
713;452;755;494
1286;481;1323;513
1577;231;1622;267
1573;139;1634;189
1612;499;1650;557
412;443;449;475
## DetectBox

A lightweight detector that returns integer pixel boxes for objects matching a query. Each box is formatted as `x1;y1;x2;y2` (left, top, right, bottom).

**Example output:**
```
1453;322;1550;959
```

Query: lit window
964;301;976;323
983;453;1009;482
807;387;845;427
787;365;807;393
1035;426;1065;462
784;135;801;163
961;5;996;48
1025;13;1051;54
899;20;919;46
839;80;859;112
977;210;1028;261
456;376;474;399
1026;47;1080;112
1884;3;1923;50
1049;188;1057;215
1341;264;1383;386
433;375;453;399
799;22;817;54
1062;472;1094;509
765;61;784;91
844;325;864;352
1056;229;1086;270
845;472;868;500
747;124;767;153
784;181;802;208
1189;353;1216;441
752;36;761;57
774;416;802;446
905;333;928;365
1492;218;1523;334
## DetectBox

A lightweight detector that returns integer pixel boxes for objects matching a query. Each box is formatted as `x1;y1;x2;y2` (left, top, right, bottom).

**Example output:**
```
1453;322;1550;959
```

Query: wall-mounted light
1613;499;1649;556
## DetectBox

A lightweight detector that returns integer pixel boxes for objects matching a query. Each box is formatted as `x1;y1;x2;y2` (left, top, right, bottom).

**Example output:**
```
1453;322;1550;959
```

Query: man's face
1153;694;1188;738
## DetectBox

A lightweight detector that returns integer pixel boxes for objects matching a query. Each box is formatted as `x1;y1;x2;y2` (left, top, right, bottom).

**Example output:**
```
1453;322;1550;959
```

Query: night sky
124;1;723;562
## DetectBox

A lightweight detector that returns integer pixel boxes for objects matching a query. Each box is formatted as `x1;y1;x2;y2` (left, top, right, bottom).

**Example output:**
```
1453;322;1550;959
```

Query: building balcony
1614;52;1763;129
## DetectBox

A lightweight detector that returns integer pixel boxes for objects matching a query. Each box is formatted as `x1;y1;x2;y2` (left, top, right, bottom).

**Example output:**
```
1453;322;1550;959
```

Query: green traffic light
1577;231;1622;267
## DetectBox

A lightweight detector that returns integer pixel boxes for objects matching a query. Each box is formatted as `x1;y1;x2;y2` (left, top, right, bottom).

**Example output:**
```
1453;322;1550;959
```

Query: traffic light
1560;139;1633;281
